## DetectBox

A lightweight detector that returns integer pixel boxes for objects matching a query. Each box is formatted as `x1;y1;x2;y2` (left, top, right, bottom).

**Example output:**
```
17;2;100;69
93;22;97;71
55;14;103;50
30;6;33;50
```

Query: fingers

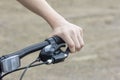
58;33;76;53
70;29;84;53
70;31;80;52
78;29;84;50
60;29;84;53
78;36;84;49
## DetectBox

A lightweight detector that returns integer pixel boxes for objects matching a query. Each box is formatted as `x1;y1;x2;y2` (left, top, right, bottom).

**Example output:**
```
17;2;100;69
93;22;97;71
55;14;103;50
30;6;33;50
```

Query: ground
0;0;120;80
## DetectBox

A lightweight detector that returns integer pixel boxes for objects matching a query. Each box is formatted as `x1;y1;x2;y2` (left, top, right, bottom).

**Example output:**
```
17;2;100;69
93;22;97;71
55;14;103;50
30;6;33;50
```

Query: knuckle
69;43;75;48
76;45;81;51
81;43;85;48
79;28;83;32
70;29;76;35
76;43;84;51
69;45;75;53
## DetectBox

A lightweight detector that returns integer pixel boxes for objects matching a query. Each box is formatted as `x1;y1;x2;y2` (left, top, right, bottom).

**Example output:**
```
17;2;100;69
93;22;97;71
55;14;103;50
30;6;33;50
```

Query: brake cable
19;58;40;80
0;61;47;79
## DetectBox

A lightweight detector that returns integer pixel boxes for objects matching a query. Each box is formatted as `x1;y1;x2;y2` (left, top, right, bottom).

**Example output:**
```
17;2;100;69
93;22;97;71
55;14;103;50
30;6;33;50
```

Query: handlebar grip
52;36;65;44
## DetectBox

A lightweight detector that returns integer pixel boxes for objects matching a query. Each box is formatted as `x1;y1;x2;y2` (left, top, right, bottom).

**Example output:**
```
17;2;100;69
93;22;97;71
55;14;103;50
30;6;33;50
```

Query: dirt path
0;0;120;80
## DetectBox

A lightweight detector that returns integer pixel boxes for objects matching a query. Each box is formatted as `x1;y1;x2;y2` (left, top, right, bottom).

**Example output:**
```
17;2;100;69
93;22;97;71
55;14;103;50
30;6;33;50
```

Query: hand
50;22;84;53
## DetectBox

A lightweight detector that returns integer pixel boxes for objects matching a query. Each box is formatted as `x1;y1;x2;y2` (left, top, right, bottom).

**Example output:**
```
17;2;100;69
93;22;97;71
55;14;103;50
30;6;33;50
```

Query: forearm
18;0;67;29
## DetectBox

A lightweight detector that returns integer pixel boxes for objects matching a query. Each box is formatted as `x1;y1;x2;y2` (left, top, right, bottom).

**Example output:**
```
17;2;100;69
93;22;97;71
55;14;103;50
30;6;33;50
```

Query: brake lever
51;47;70;63
39;43;70;64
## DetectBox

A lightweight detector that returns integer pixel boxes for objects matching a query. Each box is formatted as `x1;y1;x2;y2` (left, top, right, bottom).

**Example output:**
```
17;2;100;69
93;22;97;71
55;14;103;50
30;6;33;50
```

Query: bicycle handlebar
6;36;64;59
0;36;66;73
11;41;48;58
0;36;69;79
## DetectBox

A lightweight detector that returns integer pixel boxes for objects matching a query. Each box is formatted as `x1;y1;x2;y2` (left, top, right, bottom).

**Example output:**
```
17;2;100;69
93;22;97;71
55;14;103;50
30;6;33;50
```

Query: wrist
49;17;69;30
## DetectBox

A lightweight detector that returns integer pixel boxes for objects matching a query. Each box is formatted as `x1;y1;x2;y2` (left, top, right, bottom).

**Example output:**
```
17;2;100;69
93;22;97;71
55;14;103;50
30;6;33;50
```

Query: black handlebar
10;41;49;58
6;36;65;59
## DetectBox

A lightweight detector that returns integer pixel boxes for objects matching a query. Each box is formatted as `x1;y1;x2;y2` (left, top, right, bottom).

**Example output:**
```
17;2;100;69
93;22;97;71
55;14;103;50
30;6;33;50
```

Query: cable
19;58;52;80
19;59;38;80
0;61;48;79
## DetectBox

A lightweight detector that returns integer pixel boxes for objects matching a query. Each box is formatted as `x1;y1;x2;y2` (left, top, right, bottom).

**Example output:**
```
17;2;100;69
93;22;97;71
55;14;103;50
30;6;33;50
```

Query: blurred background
0;0;120;80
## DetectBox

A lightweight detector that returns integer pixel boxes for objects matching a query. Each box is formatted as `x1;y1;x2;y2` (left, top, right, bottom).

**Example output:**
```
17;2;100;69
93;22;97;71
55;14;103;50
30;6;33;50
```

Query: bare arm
17;0;84;53
18;0;66;28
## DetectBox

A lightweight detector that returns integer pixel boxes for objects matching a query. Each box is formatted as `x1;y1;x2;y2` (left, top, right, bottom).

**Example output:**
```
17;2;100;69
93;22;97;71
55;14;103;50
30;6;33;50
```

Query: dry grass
0;0;120;80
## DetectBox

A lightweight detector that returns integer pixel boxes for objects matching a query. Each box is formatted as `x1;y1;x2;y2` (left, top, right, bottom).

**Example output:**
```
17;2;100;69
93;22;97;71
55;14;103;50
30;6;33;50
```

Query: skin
17;0;84;53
